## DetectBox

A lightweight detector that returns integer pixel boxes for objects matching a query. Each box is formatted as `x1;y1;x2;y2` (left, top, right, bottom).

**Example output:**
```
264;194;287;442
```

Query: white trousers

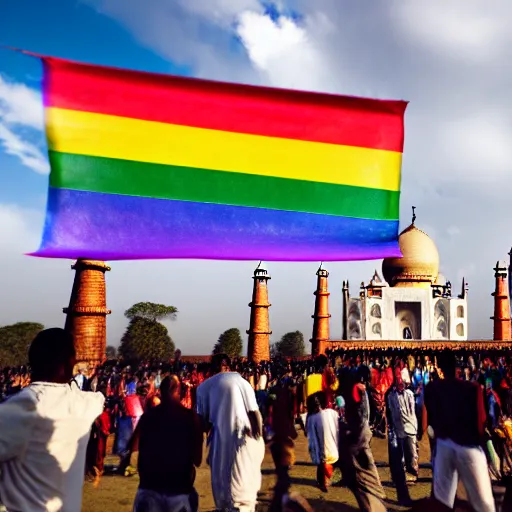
434;438;495;512
211;436;265;512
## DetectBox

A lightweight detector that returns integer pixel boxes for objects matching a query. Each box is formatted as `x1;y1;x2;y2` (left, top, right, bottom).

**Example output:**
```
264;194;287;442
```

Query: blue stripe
32;188;401;261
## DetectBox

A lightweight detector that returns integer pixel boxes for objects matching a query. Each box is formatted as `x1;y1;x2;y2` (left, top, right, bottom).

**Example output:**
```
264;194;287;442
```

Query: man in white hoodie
0;328;105;512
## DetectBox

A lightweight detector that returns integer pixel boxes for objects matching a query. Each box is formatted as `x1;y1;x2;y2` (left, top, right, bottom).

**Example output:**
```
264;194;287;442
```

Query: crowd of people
1;331;512;511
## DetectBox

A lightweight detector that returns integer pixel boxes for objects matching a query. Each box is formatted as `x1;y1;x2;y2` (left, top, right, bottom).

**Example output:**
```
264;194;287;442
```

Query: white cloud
0;76;44;129
84;0;261;84
0;75;48;174
0;124;49;174
236;10;331;91
392;1;511;63
441;114;512;180
237;12;306;70
176;0;262;26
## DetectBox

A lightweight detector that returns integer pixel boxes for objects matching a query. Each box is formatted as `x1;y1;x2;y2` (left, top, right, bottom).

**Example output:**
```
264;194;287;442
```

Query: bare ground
82;434;463;511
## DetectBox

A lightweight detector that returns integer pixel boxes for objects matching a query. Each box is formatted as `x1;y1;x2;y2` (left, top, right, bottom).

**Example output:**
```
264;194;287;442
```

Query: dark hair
160;375;180;398
437;350;456;377
211;353;231;373
306;391;326;414
356;364;370;385
315;355;328;370
28;328;76;379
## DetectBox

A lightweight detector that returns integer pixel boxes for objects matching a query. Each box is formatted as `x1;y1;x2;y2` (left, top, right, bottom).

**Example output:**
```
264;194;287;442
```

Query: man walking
425;350;495;512
196;354;265;512
386;366;418;507
338;369;387;512
131;375;203;512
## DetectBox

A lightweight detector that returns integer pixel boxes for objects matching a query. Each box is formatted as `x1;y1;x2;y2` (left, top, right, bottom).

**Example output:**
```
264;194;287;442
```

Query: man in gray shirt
386;365;418;507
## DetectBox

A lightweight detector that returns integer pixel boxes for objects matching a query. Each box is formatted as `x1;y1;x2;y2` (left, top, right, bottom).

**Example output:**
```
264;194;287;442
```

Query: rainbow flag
33;57;407;261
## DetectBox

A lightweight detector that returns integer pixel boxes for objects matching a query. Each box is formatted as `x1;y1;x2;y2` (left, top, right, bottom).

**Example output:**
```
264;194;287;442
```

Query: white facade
345;274;468;341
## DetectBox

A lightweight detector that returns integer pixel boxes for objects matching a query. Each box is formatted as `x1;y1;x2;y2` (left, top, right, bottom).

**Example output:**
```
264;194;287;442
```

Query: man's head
393;366;405;390
159;375;181;404
306;392;324;415
437;350;457;379
211;353;231;374
315;354;328;372
356;363;370;385
76;363;88;376
29;328;76;384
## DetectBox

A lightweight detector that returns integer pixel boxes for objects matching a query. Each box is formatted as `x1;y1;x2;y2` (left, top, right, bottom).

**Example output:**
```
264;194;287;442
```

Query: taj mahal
342;211;468;342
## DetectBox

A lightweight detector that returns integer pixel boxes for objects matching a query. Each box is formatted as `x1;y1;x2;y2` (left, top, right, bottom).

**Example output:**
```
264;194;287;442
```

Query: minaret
491;260;511;341
342;280;350;340
63;259;111;368
458;277;468;299
247;262;271;363
310;264;331;356
508;248;512;314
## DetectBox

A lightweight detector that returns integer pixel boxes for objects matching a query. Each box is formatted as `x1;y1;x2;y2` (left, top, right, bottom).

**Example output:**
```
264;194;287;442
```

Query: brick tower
247;262;271;363
491;260;511;341
508;247;512;315
311;264;331;356
64;259;111;368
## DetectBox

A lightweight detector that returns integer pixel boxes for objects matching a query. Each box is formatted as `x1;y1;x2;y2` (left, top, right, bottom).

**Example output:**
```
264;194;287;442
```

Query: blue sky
0;0;191;209
1;0;512;350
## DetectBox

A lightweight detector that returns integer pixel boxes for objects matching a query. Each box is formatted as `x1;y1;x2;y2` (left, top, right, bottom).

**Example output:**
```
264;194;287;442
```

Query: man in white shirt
0;328;105;512
196;354;264;512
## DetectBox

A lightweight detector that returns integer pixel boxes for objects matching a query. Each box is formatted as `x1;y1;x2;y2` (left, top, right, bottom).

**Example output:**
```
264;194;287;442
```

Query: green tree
0;322;44;366
124;302;178;322
212;328;243;359
105;345;117;359
119;317;175;361
274;331;306;358
119;301;178;361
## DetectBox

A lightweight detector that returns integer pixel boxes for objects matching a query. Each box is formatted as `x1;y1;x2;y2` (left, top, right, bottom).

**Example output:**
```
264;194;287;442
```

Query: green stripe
48;151;400;220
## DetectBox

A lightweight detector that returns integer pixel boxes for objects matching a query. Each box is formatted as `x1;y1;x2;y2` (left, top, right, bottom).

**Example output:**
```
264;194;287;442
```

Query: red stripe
43;57;407;152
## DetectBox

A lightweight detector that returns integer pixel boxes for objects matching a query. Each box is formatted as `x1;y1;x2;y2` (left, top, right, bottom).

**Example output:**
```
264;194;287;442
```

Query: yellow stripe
46;107;402;191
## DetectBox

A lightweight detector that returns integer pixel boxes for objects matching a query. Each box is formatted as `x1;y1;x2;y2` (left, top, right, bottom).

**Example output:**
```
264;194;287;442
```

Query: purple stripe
31;188;401;261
